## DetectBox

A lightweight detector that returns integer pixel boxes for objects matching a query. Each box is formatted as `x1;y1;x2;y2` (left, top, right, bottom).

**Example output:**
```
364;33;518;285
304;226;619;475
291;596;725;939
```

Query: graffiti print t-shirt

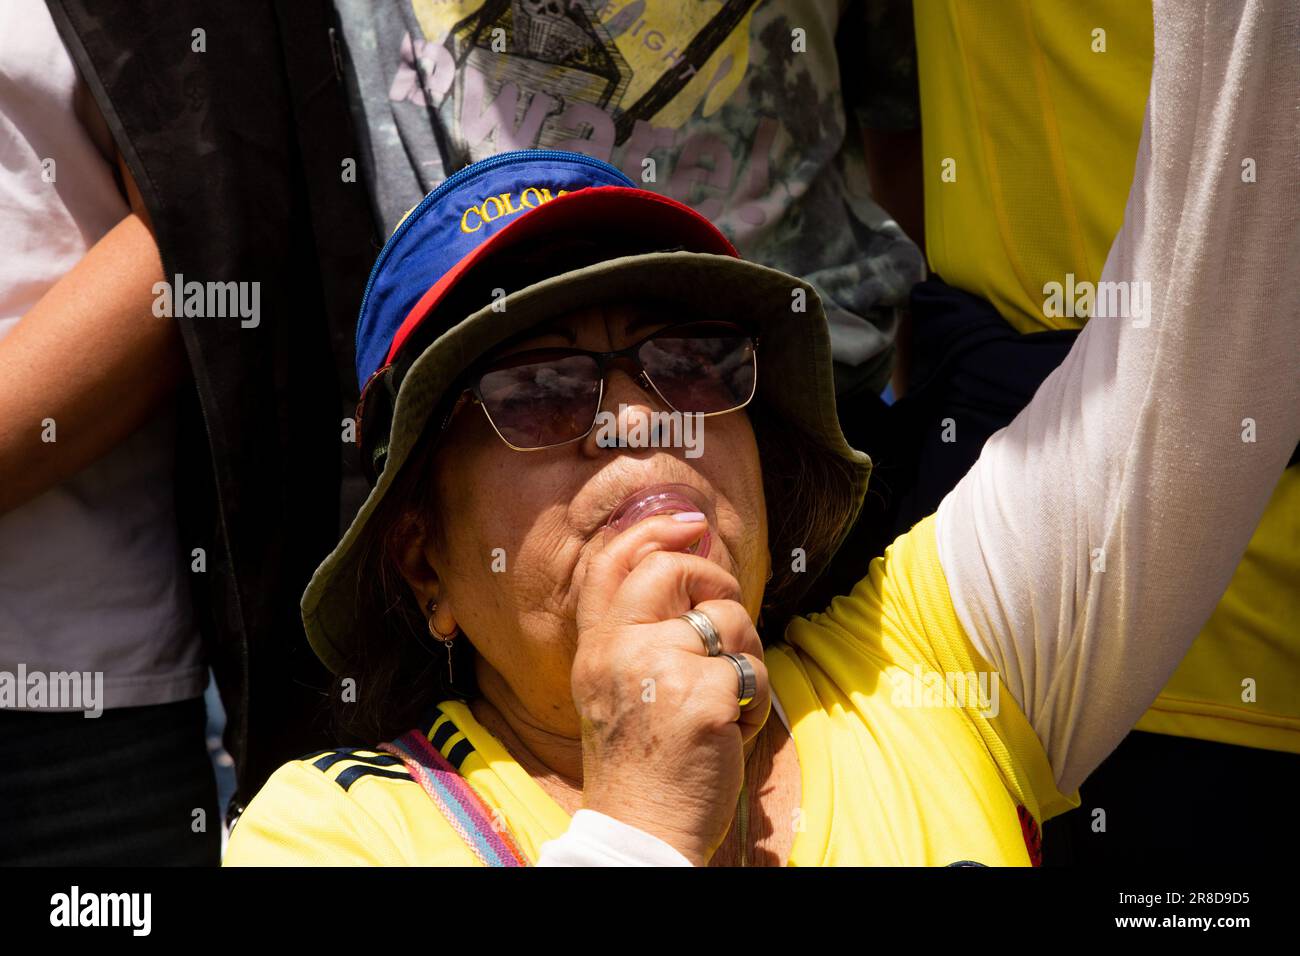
333;0;926;394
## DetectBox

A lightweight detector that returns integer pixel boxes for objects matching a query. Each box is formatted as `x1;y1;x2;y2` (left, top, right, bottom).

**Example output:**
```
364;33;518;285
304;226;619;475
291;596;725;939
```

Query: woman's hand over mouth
572;513;770;866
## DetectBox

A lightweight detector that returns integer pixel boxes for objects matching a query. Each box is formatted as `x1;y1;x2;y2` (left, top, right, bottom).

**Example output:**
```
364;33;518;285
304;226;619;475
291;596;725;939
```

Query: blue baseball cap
353;149;739;472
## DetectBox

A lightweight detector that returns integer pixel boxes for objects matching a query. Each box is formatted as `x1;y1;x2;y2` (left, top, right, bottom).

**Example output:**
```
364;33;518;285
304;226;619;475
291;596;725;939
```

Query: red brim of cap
383;186;739;369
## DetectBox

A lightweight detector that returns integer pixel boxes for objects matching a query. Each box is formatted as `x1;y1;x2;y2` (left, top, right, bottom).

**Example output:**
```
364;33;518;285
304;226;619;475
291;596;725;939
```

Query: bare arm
0;154;186;515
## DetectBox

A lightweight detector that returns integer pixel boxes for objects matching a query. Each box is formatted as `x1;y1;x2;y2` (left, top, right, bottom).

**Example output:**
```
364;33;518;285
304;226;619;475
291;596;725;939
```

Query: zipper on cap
354;150;633;358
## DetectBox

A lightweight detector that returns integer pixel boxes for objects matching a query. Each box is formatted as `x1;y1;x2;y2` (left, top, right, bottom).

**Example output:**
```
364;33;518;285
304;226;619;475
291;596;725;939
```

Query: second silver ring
721;652;758;709
678;608;722;657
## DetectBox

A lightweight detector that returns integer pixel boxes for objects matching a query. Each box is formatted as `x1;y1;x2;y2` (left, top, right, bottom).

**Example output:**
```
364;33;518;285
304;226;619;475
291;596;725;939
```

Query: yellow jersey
224;516;1075;866
913;0;1300;753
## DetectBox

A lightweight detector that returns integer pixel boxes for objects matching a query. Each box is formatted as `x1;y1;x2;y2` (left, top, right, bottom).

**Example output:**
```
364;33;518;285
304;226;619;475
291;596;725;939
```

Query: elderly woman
225;1;1297;867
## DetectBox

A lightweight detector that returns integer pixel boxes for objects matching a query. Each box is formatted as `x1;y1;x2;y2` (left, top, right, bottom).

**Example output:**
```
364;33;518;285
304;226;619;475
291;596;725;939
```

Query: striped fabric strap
378;727;529;867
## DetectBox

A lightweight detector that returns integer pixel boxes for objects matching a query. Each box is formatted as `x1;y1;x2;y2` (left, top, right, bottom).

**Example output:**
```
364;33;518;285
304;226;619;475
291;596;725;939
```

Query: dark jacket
46;0;378;823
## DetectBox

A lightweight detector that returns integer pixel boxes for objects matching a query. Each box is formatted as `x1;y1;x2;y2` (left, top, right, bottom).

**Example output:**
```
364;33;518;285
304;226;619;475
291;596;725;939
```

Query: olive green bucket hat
303;151;871;676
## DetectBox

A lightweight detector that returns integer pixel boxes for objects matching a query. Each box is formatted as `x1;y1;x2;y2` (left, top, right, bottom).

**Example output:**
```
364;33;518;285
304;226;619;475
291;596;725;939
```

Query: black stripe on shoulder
426;706;478;772
333;765;416;792
414;701;447;736
429;716;459;752
447;738;474;770
310;750;405;772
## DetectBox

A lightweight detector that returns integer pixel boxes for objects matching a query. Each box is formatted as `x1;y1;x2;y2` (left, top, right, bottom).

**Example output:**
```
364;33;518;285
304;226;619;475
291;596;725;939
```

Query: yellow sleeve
222;760;410;866
795;514;1080;823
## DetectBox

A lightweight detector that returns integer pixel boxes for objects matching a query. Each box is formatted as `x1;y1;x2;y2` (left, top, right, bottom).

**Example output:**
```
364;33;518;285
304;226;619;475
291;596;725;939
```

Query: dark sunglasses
439;319;759;451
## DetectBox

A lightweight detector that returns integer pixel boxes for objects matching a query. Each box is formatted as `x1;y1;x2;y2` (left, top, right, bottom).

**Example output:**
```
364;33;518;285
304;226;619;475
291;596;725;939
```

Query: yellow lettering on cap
459;186;571;231
461;206;483;233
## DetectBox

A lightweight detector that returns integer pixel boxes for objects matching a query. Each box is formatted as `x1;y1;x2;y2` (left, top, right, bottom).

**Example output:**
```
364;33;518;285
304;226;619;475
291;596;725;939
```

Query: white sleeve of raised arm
535;809;695;867
934;0;1300;796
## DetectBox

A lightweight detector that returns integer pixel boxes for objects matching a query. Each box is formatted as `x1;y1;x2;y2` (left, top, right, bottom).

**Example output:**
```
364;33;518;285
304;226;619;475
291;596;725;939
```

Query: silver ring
678;609;722;657
721;652;757;709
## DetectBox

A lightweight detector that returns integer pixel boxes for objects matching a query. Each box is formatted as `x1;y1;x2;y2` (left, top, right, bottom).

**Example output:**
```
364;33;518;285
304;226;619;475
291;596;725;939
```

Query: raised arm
935;0;1300;795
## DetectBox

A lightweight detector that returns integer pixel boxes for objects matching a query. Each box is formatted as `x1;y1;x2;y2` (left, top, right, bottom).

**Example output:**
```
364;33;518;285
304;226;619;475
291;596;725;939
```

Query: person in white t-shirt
0;0;215;864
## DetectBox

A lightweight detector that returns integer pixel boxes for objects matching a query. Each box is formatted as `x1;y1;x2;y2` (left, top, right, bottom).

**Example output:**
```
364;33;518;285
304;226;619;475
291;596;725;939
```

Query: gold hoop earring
426;599;457;684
